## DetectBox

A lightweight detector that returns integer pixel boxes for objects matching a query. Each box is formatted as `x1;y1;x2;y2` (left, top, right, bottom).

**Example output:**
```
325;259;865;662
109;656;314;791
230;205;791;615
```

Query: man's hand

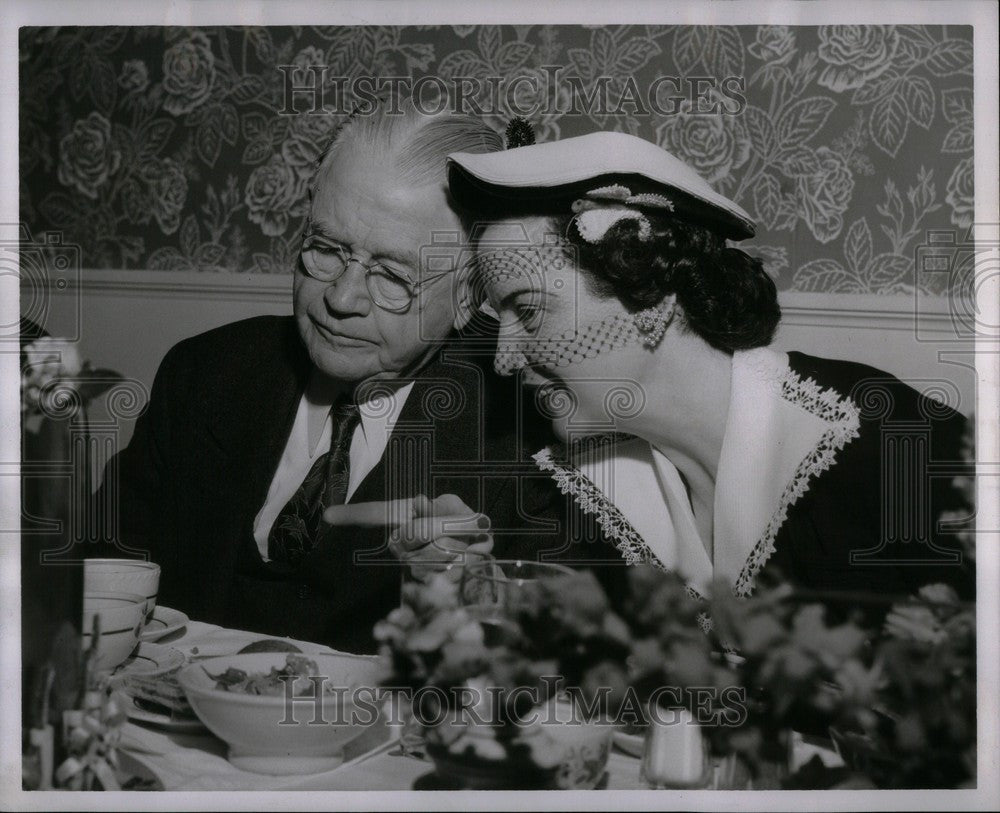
323;494;493;582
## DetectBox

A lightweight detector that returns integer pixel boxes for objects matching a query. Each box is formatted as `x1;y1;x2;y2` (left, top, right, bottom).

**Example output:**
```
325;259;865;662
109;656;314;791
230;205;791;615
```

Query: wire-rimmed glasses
299;235;453;313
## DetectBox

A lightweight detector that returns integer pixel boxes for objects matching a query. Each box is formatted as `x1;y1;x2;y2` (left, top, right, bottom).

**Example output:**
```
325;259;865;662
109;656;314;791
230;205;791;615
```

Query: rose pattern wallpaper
19;25;973;294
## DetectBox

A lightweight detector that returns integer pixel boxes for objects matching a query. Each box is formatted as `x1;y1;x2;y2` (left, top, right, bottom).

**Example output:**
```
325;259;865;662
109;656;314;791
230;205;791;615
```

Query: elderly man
92;106;620;653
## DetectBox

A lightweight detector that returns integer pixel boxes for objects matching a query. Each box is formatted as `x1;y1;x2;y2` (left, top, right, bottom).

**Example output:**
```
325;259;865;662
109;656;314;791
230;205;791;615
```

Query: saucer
139;606;189;642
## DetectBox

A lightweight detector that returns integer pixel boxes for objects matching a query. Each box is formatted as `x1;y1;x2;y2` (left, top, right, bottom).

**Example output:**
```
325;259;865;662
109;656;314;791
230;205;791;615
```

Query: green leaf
851;70;901;107
565;48;596;83
245;28;275;63
753;174;781;230
438;50;490;80
777;145;820;177
196;242;226;266
941;88;972;123
180;215;199;257
477;25;501;61
196;119;223;166
69;54;91;101
793;259;852;293
91;28;127;53
844;218;873;275
744;106;776;157
902;75;935;129
613;37;661;76
140;119;176;159
941;121;973;154
398;43;435;72
219;104;239;146
868;253;913;291
147;246;189;271
706;26;744;77
672;27;705;75
38;193;81;229
230;75;265;104
496;41;534;74
241;140;272;165
252;252;277;274
241;111;269;142
119;179;150;224
591;28;615;70
776;96;836;147
89;57;117;114
924;39;973;76
869;89;909;157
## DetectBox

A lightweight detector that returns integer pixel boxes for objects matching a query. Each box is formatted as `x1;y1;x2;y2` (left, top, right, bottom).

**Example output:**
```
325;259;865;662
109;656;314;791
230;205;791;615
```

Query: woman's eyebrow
497;287;544;309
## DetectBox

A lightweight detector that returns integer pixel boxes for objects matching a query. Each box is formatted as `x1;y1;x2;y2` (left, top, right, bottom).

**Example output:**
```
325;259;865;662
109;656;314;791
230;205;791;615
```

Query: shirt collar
711;347;861;595
303;373;415;455
356;380;415;453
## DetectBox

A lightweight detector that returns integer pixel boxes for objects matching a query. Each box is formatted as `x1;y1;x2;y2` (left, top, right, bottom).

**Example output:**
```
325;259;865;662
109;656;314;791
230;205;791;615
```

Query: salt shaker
641;706;709;789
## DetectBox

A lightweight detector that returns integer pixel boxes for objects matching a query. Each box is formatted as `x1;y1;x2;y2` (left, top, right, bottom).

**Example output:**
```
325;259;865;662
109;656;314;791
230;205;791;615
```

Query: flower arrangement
374;568;631;788
376;558;976;790
20;322;124;423
619;564;977;789
23;618;130;791
21;336;84;416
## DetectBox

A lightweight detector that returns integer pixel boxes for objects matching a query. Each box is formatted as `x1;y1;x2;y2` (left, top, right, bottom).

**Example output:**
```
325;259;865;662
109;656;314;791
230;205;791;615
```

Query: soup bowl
177;652;383;775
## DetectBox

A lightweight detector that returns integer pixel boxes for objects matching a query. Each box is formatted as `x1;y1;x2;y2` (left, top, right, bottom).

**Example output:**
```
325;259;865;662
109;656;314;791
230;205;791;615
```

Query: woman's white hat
448;130;755;240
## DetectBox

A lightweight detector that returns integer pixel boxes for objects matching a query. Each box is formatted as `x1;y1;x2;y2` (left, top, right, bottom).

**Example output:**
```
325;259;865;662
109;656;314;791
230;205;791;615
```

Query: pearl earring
633;302;674;348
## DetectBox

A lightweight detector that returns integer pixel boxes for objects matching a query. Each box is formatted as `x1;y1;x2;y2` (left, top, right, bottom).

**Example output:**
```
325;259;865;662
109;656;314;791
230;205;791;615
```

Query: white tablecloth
116;619;840;790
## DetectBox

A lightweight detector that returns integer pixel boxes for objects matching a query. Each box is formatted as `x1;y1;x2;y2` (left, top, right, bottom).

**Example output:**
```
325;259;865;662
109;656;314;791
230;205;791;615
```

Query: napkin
120;717;394;790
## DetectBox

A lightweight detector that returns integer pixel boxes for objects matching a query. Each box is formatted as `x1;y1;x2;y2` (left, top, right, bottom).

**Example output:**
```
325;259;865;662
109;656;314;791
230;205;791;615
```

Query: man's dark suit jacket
91;316;625;653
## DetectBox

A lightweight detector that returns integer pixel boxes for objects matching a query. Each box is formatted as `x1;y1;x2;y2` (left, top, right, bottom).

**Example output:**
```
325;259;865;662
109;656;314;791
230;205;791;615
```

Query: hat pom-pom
505;117;536;149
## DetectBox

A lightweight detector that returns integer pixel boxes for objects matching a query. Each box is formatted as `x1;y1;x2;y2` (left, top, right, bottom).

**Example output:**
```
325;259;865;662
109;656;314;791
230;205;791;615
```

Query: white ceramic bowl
81;591;146;673
84;559;160;622
177;652;383;775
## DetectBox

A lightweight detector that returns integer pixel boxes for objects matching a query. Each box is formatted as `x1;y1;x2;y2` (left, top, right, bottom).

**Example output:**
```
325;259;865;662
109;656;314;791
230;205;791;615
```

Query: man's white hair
312;97;504;193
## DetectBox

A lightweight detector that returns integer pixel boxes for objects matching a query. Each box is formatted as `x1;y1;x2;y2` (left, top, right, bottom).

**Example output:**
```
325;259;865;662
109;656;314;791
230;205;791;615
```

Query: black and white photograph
2;1;998;809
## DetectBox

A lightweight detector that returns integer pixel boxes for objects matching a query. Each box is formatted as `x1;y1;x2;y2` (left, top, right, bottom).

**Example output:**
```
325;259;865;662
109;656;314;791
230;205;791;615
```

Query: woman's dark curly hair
554;211;781;353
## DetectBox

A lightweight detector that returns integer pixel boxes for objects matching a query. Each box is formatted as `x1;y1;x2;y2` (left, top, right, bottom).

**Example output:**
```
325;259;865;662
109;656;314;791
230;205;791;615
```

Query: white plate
139;606;189;642
114;642;186;677
110;686;206;733
110;643;202;732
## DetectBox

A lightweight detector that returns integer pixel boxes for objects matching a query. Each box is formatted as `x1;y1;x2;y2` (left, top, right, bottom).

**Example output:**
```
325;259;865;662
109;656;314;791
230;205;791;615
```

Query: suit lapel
349;349;485;505
206;318;312;521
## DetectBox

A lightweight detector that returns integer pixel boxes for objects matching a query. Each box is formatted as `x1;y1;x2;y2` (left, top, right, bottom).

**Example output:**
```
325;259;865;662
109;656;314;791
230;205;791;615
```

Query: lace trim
532;443;664;571
733;354;862;597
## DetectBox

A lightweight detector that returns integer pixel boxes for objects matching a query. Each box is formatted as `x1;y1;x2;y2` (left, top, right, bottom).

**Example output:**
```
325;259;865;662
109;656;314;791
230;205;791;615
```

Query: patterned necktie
267;395;360;567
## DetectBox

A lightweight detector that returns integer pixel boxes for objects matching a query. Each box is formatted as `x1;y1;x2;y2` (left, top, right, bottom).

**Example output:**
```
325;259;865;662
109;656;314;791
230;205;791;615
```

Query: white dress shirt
252;378;415;561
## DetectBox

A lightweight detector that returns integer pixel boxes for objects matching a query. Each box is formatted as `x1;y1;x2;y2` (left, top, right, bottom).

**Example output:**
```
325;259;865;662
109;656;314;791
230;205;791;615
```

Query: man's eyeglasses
299;236;452;313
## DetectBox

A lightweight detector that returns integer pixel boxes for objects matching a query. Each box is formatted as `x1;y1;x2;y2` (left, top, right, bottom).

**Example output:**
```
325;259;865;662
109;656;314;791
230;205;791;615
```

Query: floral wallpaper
19;25;973;294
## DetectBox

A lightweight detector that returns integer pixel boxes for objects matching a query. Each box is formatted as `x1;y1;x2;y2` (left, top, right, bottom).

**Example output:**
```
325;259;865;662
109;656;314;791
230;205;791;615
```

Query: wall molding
23;269;970;335
32;269;293;304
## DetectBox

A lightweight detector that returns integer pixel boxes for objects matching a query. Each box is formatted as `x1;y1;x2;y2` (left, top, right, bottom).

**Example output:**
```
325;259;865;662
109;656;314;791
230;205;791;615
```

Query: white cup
83;559;160;624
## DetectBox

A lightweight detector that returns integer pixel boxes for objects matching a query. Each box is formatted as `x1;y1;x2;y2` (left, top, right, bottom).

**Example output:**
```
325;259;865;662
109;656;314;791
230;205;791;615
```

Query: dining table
111;618;657;791
112;617;844;792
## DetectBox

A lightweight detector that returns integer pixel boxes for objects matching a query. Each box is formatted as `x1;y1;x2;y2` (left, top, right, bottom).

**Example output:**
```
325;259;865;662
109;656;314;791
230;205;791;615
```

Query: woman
446;131;973;608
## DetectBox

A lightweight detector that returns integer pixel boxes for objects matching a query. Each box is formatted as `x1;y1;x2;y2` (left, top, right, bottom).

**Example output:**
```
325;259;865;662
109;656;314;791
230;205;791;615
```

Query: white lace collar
533;348;862;596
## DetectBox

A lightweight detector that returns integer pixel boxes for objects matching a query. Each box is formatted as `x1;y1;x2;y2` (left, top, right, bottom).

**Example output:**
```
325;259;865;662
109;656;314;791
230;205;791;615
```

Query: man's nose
323;262;371;316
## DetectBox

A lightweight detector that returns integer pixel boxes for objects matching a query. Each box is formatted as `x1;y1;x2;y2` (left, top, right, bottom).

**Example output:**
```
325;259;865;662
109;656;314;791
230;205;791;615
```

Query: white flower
21;337;82;414
23;337;82;383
